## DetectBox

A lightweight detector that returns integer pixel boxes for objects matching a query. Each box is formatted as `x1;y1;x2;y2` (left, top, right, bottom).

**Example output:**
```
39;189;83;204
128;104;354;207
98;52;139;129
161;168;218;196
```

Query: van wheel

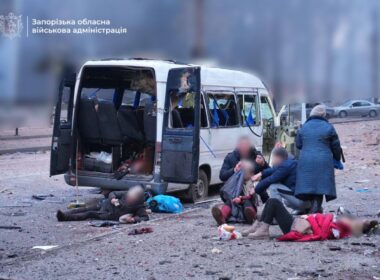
339;111;347;118
369;110;377;117
187;170;209;203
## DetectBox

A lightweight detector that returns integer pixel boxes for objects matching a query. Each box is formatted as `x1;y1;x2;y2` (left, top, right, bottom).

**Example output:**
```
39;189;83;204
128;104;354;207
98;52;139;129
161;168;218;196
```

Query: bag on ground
147;195;183;213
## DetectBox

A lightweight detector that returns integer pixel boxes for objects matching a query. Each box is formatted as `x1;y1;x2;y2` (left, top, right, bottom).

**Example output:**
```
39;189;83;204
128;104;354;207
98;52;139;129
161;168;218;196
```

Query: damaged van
50;59;286;202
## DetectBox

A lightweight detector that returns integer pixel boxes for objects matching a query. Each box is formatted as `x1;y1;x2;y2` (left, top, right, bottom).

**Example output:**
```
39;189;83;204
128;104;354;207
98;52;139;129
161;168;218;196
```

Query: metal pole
192;0;205;59
371;9;379;103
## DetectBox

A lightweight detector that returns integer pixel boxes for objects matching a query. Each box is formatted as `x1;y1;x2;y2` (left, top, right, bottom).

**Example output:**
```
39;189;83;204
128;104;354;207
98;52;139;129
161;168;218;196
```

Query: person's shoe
56;210;66;222
310;198;324;214
211;206;225;226
244;207;257;224
248;223;270;239
242;220;261;236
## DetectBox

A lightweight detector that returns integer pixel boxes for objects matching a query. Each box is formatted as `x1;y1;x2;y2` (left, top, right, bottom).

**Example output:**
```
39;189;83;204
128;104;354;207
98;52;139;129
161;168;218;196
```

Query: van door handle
168;137;182;144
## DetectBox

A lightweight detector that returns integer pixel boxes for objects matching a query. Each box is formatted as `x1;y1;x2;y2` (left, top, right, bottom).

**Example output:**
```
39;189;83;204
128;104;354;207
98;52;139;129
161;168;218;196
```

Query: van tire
187;170;209;203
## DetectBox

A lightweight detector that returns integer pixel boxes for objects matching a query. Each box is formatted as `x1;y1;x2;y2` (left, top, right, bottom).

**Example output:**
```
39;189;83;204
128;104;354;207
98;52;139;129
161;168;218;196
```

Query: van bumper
64;173;167;195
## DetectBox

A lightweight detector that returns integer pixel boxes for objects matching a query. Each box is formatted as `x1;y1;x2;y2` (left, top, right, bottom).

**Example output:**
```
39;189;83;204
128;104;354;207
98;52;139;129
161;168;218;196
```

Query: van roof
82;59;266;89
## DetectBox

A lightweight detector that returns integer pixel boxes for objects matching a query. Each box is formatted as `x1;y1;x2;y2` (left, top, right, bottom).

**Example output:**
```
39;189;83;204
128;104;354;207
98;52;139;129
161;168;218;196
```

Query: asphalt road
0;120;380;279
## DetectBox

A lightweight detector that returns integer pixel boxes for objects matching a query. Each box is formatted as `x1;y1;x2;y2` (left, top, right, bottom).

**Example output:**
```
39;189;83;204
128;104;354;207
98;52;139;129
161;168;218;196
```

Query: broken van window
260;96;275;120
237;94;259;126
168;70;198;129
206;93;238;127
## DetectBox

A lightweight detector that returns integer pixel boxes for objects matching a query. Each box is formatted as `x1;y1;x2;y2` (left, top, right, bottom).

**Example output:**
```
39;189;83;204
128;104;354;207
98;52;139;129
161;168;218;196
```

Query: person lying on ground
251;147;311;214
219;136;270;203
243;198;378;240
56;185;149;223
212;160;258;225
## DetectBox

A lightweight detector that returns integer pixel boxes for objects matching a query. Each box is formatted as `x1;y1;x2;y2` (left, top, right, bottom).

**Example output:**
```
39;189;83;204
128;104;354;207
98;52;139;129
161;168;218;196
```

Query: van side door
259;91;277;155
160;67;201;184
50;74;76;176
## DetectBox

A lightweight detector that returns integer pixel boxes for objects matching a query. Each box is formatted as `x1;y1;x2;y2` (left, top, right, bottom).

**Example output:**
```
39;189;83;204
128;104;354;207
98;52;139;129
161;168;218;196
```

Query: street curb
0;134;51;141
0;146;50;155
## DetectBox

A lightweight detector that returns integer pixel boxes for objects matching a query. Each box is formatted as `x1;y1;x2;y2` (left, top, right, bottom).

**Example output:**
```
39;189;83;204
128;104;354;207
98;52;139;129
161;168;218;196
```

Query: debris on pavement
67;201;87;209
356;188;370;193
355;179;370;184
89;220;120;227
32;245;59;251
0;225;22;230
32;194;54;200
328;246;342;251
128;227;153;235
211;247;222;254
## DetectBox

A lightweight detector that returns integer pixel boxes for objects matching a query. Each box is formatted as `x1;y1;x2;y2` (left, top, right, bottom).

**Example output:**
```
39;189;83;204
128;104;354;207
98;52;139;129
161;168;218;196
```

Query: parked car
333;100;380;118
280;103;335;122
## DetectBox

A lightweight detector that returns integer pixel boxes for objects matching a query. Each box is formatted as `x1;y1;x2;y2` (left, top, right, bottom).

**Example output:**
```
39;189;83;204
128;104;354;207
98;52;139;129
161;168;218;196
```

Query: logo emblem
0;13;23;39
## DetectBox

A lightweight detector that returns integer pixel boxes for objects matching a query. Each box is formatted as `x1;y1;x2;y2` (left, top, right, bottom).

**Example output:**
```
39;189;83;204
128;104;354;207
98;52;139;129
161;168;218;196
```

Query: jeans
260;198;294;234
269;183;311;212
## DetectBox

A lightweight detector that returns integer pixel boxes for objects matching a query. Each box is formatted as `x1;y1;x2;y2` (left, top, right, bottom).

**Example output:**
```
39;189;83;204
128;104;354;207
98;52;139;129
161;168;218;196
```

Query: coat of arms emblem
0;13;23;39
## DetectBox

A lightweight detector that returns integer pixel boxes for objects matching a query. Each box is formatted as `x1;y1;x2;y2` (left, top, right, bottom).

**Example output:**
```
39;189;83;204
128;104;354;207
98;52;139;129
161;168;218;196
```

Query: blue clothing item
255;159;298;194
295;116;342;201
146;195;183;214
334;159;344;170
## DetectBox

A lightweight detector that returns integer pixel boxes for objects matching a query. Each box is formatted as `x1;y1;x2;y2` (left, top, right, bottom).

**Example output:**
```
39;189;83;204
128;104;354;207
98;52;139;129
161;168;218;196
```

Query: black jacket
100;191;149;222
255;159;297;194
219;148;263;182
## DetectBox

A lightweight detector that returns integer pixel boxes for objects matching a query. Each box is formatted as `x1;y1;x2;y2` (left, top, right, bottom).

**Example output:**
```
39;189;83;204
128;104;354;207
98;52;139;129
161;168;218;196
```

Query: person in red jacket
244;198;378;240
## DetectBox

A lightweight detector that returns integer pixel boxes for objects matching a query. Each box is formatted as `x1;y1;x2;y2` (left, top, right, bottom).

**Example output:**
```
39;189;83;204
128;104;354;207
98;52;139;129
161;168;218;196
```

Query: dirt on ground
0;120;379;279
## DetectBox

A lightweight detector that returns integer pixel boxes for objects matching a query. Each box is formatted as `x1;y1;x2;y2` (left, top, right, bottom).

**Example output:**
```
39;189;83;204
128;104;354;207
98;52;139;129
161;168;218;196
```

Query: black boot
56;210;67;221
309;196;323;213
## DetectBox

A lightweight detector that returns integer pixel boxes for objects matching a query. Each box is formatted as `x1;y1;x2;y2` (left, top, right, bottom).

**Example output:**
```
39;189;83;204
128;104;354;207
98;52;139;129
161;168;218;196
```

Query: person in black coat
219;136;267;182
56;185;149;223
251;147;311;212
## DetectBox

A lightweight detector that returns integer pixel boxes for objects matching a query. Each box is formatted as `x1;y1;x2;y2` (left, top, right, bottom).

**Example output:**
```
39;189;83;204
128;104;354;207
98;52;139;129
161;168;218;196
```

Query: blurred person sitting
56;185;149;223
243;198;378;240
219;136;269;202
212;160;258;225
249;147;311;215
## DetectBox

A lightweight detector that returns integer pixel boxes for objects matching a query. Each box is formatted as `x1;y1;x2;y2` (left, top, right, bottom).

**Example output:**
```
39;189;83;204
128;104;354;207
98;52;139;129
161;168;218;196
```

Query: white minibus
50;59;280;202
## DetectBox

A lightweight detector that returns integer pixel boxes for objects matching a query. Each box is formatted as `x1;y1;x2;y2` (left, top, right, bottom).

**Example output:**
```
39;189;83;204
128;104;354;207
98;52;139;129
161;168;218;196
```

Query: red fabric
239;195;253;201
221;205;231;220
278;213;352;242
244;206;257;219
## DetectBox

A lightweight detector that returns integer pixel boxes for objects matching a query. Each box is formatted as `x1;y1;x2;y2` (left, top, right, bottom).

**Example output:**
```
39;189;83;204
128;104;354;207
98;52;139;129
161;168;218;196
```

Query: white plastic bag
217;224;242;240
